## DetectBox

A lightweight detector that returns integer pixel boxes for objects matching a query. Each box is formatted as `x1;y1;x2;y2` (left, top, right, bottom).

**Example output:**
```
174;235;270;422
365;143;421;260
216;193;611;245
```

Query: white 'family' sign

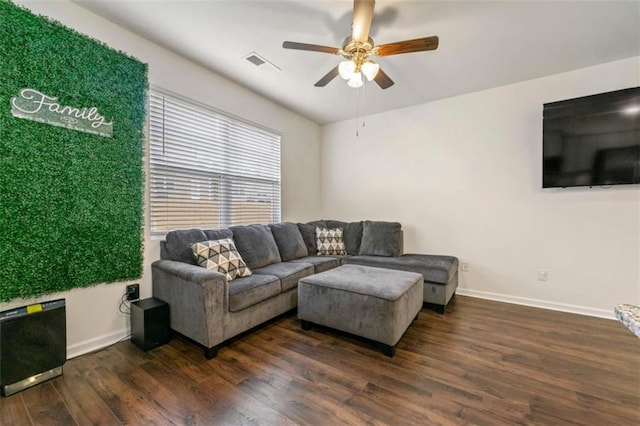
10;88;113;138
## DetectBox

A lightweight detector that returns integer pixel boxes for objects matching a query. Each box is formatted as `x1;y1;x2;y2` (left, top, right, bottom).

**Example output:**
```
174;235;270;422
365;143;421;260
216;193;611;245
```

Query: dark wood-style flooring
1;295;639;425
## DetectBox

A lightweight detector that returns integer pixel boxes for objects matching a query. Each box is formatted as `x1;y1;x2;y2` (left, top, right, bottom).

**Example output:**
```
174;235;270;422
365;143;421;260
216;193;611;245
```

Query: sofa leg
381;344;395;357
435;304;445;314
204;344;220;359
300;320;311;330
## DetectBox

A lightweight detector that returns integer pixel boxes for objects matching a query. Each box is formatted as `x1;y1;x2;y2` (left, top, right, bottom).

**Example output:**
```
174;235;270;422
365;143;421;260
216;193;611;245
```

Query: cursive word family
10;88;113;137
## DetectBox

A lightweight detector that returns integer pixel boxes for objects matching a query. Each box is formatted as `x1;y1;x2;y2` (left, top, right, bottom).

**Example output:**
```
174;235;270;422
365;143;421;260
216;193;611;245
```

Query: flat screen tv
542;87;640;188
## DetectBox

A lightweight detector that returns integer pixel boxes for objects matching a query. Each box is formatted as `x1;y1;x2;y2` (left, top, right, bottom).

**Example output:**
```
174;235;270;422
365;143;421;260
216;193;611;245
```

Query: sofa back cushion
359;221;403;257
325;220;363;255
162;228;233;263
204;229;235;241
297;221;325;255
230;224;282;269
269;222;308;261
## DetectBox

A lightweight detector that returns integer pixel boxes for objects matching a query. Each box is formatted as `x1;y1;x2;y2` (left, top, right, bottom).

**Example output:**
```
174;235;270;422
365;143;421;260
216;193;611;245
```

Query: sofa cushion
253;262;314;292
316;227;347;255
230;224;281;269
290;256;340;273
297;222;321;256
228;274;281;312
204;228;234;241
325;220;363;255
323;220;347;231
307;220;327;228
163;229;209;263
359;221;403;257
343;254;459;285
269;222;308;261
192;239;252;281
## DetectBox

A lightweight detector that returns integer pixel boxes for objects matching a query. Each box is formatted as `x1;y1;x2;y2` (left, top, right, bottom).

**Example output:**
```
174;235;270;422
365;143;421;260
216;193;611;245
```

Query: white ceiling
73;0;640;124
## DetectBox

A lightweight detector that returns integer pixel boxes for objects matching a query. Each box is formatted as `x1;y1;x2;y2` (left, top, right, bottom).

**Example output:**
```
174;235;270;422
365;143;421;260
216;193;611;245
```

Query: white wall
321;57;640;318
1;0;321;357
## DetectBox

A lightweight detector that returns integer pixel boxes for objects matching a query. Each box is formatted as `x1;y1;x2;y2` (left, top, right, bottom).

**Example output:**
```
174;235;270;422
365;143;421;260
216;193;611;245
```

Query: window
149;88;281;236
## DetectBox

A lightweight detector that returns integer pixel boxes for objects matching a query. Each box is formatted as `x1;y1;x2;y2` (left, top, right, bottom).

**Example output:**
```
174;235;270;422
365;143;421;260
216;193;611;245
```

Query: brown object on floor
1;296;638;425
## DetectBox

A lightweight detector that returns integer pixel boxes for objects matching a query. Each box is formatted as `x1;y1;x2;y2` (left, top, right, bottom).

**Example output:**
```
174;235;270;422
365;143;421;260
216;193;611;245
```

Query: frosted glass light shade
622;105;640;115
347;72;363;88
361;61;380;81
338;61;356;80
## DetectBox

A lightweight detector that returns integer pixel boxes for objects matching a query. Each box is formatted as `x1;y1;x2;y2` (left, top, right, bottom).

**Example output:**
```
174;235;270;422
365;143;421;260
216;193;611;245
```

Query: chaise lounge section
343;253;458;314
151;219;458;358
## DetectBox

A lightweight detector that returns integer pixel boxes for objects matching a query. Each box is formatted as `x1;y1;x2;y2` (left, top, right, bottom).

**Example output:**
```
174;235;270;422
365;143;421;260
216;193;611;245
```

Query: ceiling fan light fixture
283;0;438;90
361;60;380;81
339;60;356;80
347;72;363;88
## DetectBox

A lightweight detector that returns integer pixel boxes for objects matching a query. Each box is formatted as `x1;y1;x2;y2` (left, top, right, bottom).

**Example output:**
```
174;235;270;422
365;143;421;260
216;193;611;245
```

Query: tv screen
542;87;640;188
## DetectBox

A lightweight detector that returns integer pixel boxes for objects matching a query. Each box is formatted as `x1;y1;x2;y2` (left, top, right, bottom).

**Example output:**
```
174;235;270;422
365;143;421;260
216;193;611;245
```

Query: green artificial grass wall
0;1;147;302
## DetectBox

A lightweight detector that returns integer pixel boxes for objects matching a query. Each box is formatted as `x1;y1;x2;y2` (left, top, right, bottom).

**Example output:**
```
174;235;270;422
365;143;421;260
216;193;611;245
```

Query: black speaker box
131;298;169;351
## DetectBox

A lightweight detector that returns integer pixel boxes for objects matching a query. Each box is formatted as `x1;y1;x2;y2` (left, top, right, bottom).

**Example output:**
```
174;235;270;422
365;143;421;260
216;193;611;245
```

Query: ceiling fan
282;0;439;89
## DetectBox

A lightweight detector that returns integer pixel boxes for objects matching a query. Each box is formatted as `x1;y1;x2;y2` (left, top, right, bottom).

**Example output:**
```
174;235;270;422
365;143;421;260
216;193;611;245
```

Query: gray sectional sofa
152;220;458;358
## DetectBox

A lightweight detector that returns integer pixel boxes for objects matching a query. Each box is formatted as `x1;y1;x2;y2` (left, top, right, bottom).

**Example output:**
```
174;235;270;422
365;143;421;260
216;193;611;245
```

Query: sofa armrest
151;259;227;348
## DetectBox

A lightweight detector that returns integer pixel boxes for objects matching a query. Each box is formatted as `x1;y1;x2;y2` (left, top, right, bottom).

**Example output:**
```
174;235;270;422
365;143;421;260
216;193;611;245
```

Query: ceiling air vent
243;52;281;72
245;54;265;66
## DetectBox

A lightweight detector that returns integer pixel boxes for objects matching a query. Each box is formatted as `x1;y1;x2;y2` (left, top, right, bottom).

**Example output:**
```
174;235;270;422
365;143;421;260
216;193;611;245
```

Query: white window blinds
149;88;281;236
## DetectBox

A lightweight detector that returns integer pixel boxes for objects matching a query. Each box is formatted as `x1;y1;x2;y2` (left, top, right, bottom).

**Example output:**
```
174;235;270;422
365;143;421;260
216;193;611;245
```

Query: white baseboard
456;288;616;320
67;328;131;359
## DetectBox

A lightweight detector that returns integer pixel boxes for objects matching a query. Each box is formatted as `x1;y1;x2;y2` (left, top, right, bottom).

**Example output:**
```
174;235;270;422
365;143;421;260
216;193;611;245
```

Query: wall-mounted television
542;87;640;188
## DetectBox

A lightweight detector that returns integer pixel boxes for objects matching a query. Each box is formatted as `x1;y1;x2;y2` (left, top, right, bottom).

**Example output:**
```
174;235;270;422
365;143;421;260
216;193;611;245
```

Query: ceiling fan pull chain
359;85;362;129
361;84;366;128
355;103;359;137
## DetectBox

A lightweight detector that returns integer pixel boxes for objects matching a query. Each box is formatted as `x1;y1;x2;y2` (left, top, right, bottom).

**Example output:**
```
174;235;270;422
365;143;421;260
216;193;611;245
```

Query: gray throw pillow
269;222;308;261
359;221;403;257
230;224;282;269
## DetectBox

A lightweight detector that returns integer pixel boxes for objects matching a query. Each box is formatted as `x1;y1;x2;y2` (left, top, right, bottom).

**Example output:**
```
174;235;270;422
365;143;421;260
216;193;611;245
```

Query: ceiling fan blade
352;0;375;43
282;41;340;55
373;67;394;89
376;36;439;57
314;66;340;87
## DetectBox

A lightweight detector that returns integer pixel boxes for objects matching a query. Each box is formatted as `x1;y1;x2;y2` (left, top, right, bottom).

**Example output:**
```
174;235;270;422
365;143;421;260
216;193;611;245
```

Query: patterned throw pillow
192;238;252;281
316;227;347;256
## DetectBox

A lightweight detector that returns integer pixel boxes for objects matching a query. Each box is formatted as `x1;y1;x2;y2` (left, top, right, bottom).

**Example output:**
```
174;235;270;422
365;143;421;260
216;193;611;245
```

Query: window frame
148;86;282;238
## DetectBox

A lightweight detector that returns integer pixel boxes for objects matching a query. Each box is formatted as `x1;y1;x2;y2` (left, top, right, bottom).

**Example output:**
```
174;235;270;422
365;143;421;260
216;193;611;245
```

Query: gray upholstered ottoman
298;264;423;356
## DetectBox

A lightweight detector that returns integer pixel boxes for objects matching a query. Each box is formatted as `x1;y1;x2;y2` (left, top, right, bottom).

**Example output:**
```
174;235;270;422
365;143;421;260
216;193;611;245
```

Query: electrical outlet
461;262;469;272
537;269;548;281
126;284;139;301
